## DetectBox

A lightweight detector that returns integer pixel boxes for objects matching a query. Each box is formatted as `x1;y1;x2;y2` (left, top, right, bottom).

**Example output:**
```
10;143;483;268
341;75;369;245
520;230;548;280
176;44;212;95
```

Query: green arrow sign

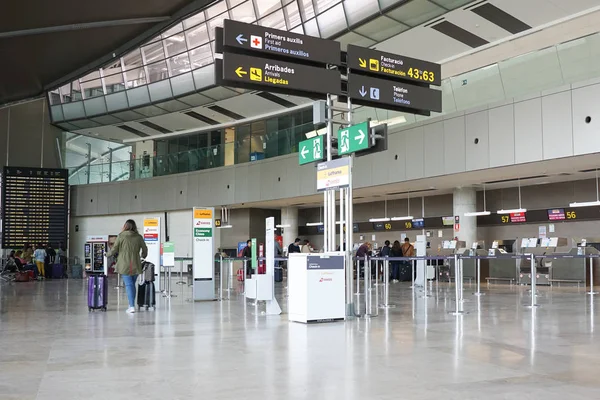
298;136;324;165
338;121;370;155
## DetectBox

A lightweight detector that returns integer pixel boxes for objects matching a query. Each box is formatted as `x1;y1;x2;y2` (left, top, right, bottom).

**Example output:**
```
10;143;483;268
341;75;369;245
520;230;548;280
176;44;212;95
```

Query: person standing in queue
380;240;391;282
242;240;252;277
356;242;372;279
33;243;47;280
288;238;302;255
106;219;148;314
390;240;403;283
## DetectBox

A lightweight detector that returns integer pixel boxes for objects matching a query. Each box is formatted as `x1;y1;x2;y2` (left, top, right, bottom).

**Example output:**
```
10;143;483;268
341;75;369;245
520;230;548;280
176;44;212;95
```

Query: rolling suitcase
71;264;83;279
14;271;30;282
88;274;108;311
51;264;64;279
274;267;283;282
137;281;156;310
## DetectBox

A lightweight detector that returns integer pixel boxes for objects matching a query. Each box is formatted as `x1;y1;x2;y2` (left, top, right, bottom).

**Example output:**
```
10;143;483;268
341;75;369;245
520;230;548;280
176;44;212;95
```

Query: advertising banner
193;207;215;300
143;217;161;290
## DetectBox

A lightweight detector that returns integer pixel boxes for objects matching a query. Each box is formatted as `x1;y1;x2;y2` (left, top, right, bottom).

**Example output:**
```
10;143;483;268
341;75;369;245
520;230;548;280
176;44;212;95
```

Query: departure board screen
2;167;68;249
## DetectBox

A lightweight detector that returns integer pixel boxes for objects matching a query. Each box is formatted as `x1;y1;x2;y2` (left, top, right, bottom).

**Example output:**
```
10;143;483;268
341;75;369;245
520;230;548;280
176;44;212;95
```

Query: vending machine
85;235;109;275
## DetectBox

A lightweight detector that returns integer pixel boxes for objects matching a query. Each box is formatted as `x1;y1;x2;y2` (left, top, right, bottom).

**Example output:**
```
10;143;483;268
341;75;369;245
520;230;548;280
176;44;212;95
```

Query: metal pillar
525;254;540;308
345;96;355;317
474;258;484;296
588;250;598;295
86;143;92;184
108;147;113;182
450;255;468;315
380;259;395;309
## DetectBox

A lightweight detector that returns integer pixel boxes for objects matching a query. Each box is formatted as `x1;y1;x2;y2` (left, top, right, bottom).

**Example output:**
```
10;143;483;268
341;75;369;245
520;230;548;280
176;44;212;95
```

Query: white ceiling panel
489;0;589;27
273;94;312;105
376;25;471;62
125;121;167;136
217;94;286;117
79;125;139;142
444;7;513;42
188;106;234;124
146;113;206;131
202;86;239;101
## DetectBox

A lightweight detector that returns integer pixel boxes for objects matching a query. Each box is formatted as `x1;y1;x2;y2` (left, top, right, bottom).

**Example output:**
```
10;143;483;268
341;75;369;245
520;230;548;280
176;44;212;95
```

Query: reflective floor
1;277;600;399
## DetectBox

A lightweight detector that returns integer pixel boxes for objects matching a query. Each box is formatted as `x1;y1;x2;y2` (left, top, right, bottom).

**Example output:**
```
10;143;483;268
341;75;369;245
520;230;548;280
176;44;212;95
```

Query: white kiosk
288;252;346;323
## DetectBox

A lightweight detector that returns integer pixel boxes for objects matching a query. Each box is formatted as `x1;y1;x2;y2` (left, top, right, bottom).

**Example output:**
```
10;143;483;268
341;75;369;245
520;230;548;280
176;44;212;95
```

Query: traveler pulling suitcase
88;274;108;311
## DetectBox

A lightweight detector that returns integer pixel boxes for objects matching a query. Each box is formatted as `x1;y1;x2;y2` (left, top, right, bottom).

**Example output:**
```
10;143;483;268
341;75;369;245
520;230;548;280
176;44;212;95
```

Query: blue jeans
121;274;138;308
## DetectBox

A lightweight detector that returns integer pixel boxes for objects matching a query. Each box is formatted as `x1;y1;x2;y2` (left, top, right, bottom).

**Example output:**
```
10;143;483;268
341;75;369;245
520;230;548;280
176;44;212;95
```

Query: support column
281;207;298;252
453;187;477;246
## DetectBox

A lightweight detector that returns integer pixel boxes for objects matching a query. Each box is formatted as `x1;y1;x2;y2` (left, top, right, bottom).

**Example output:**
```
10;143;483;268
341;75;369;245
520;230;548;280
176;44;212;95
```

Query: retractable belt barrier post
588;254;598;295
526;253;540;308
474;258;484;296
379;258;395;309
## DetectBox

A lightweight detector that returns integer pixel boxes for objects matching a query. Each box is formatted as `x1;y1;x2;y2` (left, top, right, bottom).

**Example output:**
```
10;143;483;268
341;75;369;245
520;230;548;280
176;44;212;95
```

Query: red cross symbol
252;38;261;47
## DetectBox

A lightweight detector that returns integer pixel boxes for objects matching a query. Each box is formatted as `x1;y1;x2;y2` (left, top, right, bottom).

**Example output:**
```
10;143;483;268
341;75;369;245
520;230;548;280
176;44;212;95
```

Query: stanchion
218;257;225;301
114;274;122;290
162;266;176;298
525;254;539;308
355;258;361;297
363;255;372;318
411;259;416;292
176;258;186;285
160;265;166;293
473;258;484;296
588;254;598;295
421;259;431;298
380;259;396;309
449;254;468;315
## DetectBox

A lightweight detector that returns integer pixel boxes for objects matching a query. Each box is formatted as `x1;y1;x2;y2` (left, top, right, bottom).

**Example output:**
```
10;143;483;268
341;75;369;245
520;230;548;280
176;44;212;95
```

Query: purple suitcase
51;264;64;279
88;274;108;311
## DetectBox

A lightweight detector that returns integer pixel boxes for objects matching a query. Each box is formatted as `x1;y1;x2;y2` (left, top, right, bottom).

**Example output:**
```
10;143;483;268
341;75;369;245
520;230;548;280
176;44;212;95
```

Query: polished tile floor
1;277;599;399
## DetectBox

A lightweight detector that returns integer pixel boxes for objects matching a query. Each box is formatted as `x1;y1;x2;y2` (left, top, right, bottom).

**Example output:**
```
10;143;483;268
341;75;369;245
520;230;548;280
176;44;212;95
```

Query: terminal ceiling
0;0;215;105
61;0;600;143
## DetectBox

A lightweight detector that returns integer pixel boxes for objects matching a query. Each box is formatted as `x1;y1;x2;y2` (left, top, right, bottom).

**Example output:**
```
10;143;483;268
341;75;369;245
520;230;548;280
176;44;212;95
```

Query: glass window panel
168;53;192;76
122;48;143;70
162;22;183;38
299;0;315;20
147;60;169;83
81;79;104;98
125;67;147;88
557;34;600;84
289;25;304;34
206;1;229;19
104;72;126;94
284;1;301;29
80;70;102;84
335;31;376;51
387;0;444;27
71;80;83;101
142;41;166;64
450;64;504;110
316;3;346;38
255;0;282;18
379;0;404;8
48;90;61;106
230;1;257;24
500;47;563;98
183;11;206;29
303;17;320;37
189;43;214;69
59;83;72;103
186;23;210;49
433;0;472;8
207;15;227;40
228;0;245;7
343;0;379;26
313;0;341;14
163;32;188;57
354;15;409;41
259;9;287;30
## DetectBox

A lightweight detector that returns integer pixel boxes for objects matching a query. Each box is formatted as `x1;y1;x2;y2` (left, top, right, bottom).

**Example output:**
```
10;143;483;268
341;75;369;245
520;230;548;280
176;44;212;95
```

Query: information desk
288;253;345;324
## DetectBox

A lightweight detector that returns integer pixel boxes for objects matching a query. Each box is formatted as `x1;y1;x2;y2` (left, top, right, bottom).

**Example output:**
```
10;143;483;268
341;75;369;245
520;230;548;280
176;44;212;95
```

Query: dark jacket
242;246;252;258
380;246;391;257
356;244;370;259
288;243;301;254
106;230;148;275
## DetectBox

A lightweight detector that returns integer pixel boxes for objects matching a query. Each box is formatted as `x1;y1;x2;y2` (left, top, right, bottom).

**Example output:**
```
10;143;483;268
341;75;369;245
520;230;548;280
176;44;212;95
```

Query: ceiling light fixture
465;184;491;217
497;179;526;214
570;169;600;208
276;224;291;228
217;224;233;229
306;206;324;227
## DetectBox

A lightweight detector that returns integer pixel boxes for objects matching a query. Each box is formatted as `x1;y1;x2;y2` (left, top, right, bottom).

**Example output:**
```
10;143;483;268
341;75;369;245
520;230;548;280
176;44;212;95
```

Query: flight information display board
2;167;68;249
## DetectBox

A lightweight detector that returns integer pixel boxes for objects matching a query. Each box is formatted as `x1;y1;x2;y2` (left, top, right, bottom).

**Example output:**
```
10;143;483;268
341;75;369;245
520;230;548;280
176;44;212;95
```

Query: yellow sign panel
250;67;262;82
316;166;349;181
369;59;379;72
316;158;351;192
194;209;213;219
144;218;159;227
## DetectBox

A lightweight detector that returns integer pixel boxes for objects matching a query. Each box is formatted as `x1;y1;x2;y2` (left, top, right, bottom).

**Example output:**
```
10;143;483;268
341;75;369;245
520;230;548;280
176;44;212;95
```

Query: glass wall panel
206;1;228;18
141;41;166;64
81;79;104;99
298;0;315;19
162;22;183;38
317;3;347;38
236;124;251;164
283;1;301;29
186;23;210;49
124;67;147;88
183;11;206;29
147;60;169;83
230;1;257;23
189;44;214;69
254;0;282;18
259;9;287;30
168;53;192;76
313;0;341;14
123;49;144;70
163;32;188;57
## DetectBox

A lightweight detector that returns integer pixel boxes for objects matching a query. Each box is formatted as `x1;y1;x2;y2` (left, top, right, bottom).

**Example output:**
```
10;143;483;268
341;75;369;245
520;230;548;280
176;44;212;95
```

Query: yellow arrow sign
235;67;247;78
358;58;367;68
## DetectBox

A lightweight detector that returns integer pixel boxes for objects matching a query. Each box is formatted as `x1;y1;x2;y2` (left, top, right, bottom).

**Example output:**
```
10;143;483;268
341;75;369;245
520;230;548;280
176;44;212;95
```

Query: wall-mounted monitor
547;208;565;221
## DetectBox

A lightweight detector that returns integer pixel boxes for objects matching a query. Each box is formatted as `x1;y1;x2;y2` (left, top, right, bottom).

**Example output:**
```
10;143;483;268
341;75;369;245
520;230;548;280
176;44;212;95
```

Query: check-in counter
429;240;465;282
487;239;517;285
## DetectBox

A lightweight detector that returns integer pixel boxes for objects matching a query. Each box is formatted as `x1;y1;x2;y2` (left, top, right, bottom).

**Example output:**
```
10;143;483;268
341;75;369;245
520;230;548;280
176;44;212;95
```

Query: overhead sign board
317;158;350;192
338;121;370;155
347;45;441;86
299;136;324;165
220;53;341;96
223;19;341;66
348;74;442;113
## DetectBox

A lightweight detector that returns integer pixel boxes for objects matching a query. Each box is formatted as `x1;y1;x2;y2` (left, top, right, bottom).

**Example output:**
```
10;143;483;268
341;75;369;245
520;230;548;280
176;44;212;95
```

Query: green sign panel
299;136;324;165
163;242;175;253
194;228;212;238
251;238;257;270
338;121;370;155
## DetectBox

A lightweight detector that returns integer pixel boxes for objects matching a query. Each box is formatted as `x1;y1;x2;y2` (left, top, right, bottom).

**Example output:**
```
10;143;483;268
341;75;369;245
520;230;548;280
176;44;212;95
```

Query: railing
67;122;313;185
